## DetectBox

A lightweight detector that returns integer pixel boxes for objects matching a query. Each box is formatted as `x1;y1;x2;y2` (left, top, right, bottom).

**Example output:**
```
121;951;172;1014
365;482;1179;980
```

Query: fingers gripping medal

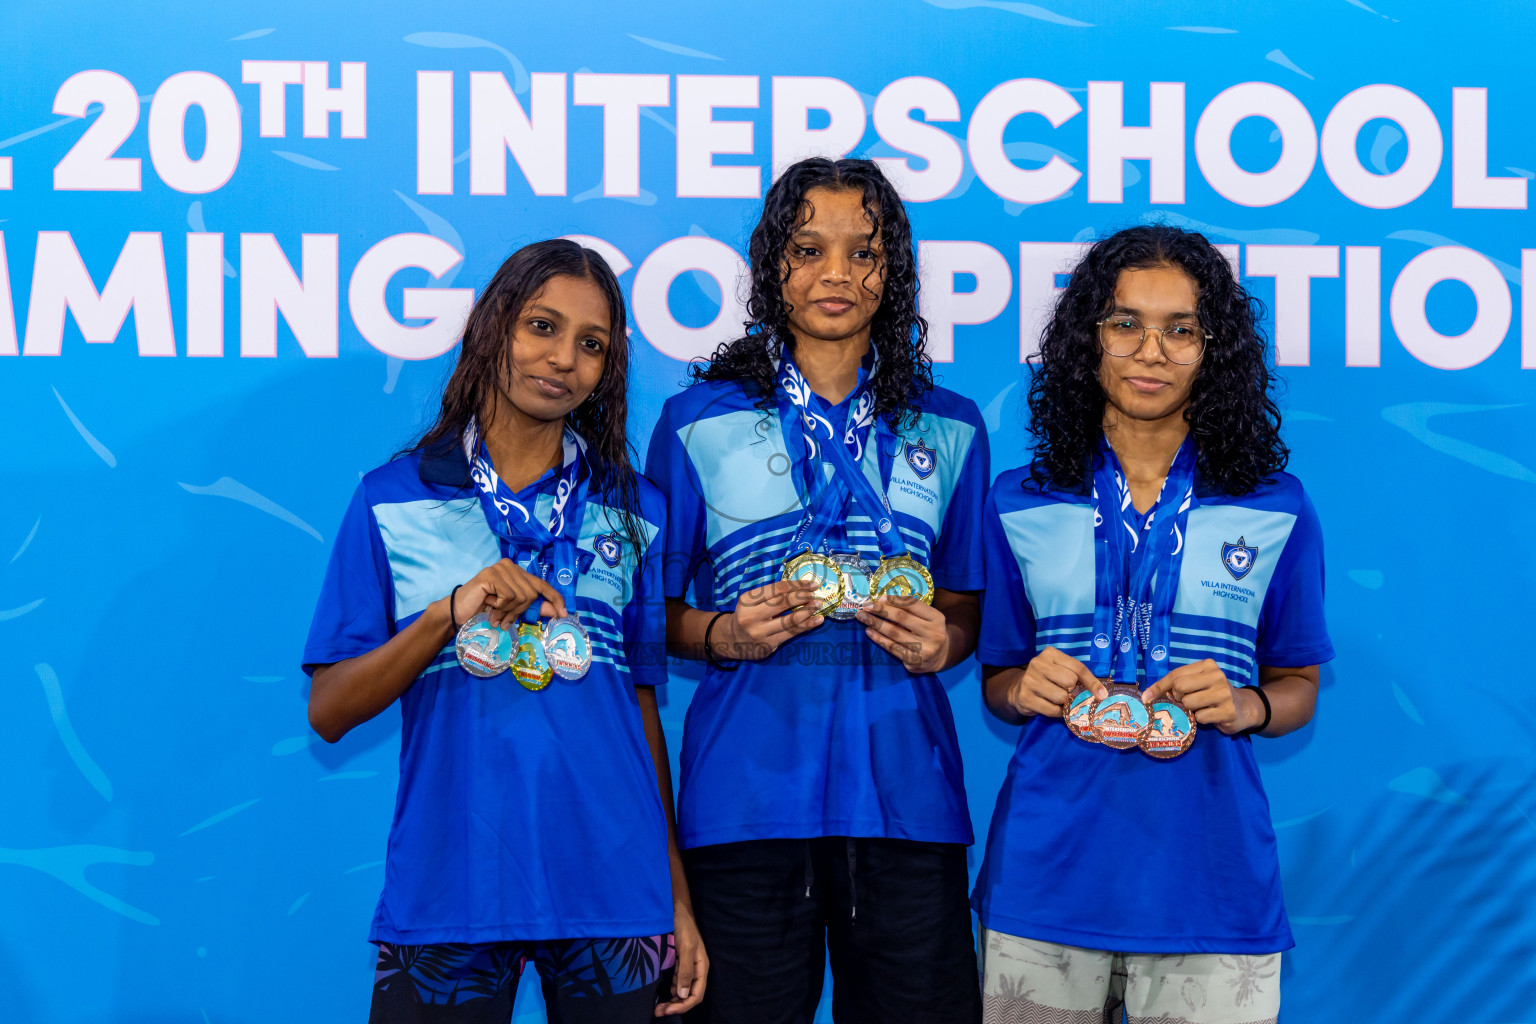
828;552;873;620
1139;695;1197;759
1089;683;1151;749
1063;679;1109;743
781;552;846;618
456;612;514;678
871;554;936;606
543;614;593;680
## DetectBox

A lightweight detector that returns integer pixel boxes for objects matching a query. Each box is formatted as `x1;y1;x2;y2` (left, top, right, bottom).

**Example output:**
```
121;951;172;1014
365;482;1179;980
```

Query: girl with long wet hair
646;158;988;1022
973;225;1333;1023
303;239;707;1023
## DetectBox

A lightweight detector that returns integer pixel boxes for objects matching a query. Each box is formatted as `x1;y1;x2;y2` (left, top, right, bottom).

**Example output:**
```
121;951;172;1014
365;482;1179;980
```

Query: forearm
665;597;771;663
308;596;456;742
934;589;980;671
637;686;694;915
982;665;1028;725
1243;666;1320;738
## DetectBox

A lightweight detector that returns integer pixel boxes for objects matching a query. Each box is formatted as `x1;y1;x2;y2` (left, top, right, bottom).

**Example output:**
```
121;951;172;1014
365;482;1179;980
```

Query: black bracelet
703;611;740;672
449;584;464;634
1243;685;1272;736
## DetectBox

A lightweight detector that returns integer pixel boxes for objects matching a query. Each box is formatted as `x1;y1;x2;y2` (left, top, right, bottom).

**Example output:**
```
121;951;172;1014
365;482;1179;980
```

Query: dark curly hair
1027;224;1288;496
689;157;933;430
403;238;646;558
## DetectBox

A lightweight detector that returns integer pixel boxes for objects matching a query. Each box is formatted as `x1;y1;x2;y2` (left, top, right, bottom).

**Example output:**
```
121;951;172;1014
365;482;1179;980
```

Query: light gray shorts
978;927;1280;1024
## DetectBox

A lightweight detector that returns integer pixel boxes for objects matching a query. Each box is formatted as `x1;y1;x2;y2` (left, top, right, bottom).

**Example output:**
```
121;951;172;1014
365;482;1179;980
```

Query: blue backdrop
3;2;1534;1021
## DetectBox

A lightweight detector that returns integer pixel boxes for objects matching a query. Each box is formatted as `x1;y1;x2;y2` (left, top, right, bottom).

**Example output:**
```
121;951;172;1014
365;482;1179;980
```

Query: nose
821;250;852;284
1134;326;1167;364
546;331;577;372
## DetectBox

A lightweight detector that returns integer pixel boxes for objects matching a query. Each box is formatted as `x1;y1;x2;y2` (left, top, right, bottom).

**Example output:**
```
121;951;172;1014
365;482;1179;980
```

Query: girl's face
1097;264;1204;425
497;273;611;424
780;187;885;348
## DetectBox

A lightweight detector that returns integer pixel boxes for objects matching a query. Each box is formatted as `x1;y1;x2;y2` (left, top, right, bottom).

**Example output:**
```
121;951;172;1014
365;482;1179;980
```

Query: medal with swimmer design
512;622;554;690
827;552;873;620
871;554;935;605
1089;683;1150;749
781;551;846;618
1139;695;1197;759
1063;679;1107;743
543;614;592;680
456;612;514;678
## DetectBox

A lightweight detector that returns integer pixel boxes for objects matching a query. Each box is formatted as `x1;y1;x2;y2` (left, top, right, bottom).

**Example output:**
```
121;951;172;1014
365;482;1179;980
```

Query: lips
529;375;571;398
813;298;855;314
1123;376;1170;394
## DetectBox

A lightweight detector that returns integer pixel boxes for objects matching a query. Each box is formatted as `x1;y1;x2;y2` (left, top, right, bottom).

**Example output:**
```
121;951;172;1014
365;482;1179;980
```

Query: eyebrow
791;228;876;243
1112;305;1199;319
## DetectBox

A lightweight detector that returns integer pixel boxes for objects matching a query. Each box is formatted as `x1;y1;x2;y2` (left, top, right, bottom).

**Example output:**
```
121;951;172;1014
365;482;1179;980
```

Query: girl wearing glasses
972;226;1332;1024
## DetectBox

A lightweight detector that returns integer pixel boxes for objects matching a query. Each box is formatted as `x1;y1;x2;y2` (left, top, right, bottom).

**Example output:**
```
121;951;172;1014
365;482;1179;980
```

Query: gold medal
781;552;846;618
512;622;554;691
871;554;935;605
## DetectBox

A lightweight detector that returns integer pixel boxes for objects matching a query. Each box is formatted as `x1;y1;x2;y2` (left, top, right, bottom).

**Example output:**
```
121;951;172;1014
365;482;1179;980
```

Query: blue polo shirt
972;462;1334;954
645;380;989;849
301;440;673;944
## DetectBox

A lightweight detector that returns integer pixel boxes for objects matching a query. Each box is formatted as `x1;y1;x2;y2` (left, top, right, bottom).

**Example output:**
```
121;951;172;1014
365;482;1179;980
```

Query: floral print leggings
370;934;675;1024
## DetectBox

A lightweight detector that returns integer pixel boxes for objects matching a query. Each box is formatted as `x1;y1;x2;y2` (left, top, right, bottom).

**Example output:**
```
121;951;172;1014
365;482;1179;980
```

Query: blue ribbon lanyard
1088;435;1198;686
466;423;589;625
774;355;905;561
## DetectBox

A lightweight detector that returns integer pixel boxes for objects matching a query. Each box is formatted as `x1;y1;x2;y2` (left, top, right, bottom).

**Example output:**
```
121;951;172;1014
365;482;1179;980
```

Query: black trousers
682;837;981;1024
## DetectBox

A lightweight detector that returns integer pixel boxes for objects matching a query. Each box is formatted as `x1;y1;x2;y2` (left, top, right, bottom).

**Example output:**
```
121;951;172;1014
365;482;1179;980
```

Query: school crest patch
1222;536;1257;581
594;531;624;568
905;439;936;480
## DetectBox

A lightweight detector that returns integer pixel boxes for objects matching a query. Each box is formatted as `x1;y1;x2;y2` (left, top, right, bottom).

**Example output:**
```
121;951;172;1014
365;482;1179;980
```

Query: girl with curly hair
972;225;1334;1024
645;158;988;1022
302;239;706;1022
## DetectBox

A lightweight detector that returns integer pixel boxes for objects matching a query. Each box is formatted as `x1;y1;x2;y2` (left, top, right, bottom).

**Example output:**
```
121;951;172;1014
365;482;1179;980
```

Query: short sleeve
644;399;708;600
624;505;670;689
1254;489;1335;668
929;419;990;592
976;481;1038;668
301;483;394;673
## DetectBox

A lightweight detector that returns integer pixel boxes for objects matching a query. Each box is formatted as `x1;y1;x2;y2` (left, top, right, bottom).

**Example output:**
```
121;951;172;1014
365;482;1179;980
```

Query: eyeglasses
1096;315;1209;365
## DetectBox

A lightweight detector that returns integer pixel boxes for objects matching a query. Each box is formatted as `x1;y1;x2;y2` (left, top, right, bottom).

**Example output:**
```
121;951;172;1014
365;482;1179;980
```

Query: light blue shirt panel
574;503;659;609
678;408;802;549
1001;503;1096;620
1173;505;1297;631
886;413;975;535
373;498;501;622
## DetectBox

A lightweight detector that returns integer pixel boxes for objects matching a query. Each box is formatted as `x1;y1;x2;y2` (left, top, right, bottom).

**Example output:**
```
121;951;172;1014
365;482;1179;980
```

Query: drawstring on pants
804;841;814;899
847;838;858;923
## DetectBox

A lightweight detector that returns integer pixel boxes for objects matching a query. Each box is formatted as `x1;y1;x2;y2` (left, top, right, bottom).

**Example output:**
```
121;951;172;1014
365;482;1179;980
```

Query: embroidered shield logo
595;532;623;568
905;439;936;480
1221;536;1257;581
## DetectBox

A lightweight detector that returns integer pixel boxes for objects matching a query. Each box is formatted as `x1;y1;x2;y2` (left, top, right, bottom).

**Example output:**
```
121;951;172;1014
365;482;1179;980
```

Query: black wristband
703;611;740;672
1243;685;1272;736
449;584;464;634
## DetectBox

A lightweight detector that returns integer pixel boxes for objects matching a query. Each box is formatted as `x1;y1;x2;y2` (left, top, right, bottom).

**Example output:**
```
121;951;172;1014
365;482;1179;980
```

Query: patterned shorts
978;928;1280;1024
370;934;676;1024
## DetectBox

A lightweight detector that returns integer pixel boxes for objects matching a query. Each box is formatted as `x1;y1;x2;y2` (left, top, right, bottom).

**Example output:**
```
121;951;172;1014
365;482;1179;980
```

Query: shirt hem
369;915;676;945
975;907;1294;956
681;819;974;850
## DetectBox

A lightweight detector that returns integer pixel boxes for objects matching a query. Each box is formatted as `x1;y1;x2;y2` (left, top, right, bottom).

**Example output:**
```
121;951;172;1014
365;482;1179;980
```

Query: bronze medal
1089;683;1150;749
1063;678;1108;743
1139;694;1197;759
